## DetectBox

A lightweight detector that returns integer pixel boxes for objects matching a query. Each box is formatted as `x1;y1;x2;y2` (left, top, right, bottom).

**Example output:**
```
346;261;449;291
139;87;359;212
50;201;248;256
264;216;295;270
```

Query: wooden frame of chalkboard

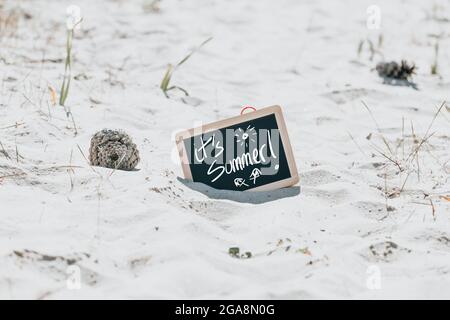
175;105;299;191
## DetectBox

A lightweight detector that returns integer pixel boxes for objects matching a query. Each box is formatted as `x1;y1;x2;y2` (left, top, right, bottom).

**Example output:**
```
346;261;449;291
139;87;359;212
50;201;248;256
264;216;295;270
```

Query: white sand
0;0;449;299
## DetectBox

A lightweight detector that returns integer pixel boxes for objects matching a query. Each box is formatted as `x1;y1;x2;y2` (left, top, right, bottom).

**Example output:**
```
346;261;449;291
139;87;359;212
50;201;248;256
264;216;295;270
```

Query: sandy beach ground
0;0;449;299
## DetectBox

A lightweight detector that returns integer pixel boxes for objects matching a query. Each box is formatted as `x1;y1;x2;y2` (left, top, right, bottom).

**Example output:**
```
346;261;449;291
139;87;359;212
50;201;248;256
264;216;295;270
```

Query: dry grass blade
48;86;57;106
357;40;364;56
370;143;403;172
364;100;447;213
431;42;439;75
357;38;384;61
67;149;75;192
0;122;24;130
0;172;26;182
427;197;436;220
361;100;394;156
77;144;101;176
398;170;412;193
0;140;11;159
0;7;20;39
108;153;127;177
347;131;367;156
405;101;446;163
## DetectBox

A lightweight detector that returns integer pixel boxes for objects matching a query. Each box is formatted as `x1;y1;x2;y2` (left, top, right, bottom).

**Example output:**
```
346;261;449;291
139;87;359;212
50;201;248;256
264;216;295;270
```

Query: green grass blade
176;36;212;67
160;64;173;91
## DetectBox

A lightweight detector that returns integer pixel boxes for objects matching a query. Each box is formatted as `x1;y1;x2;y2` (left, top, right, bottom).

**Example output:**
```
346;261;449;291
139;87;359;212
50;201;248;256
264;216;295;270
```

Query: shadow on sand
381;77;419;90
177;177;300;204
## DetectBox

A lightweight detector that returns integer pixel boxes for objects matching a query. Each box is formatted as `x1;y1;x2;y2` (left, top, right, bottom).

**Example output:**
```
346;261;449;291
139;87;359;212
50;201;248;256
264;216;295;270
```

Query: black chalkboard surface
176;105;299;191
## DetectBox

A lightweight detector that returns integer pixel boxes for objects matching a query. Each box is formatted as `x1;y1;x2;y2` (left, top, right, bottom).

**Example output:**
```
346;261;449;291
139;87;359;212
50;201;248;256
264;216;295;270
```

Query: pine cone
89;129;140;171
376;60;416;80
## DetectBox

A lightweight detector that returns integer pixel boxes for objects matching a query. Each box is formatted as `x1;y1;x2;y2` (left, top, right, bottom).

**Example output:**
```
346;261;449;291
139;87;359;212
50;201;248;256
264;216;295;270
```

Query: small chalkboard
175;105;299;191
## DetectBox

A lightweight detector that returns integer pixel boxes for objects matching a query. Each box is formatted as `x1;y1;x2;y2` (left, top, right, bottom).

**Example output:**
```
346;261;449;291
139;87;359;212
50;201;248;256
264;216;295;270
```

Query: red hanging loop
240;105;257;115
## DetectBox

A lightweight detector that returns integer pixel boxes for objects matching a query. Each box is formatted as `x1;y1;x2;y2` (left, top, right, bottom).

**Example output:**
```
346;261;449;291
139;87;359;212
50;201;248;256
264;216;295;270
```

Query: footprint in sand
150;184;240;219
414;232;450;252
301;187;350;206
363;241;411;263
315;116;340;126
322;88;371;105
299;169;341;187
7;249;99;290
353;201;396;220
